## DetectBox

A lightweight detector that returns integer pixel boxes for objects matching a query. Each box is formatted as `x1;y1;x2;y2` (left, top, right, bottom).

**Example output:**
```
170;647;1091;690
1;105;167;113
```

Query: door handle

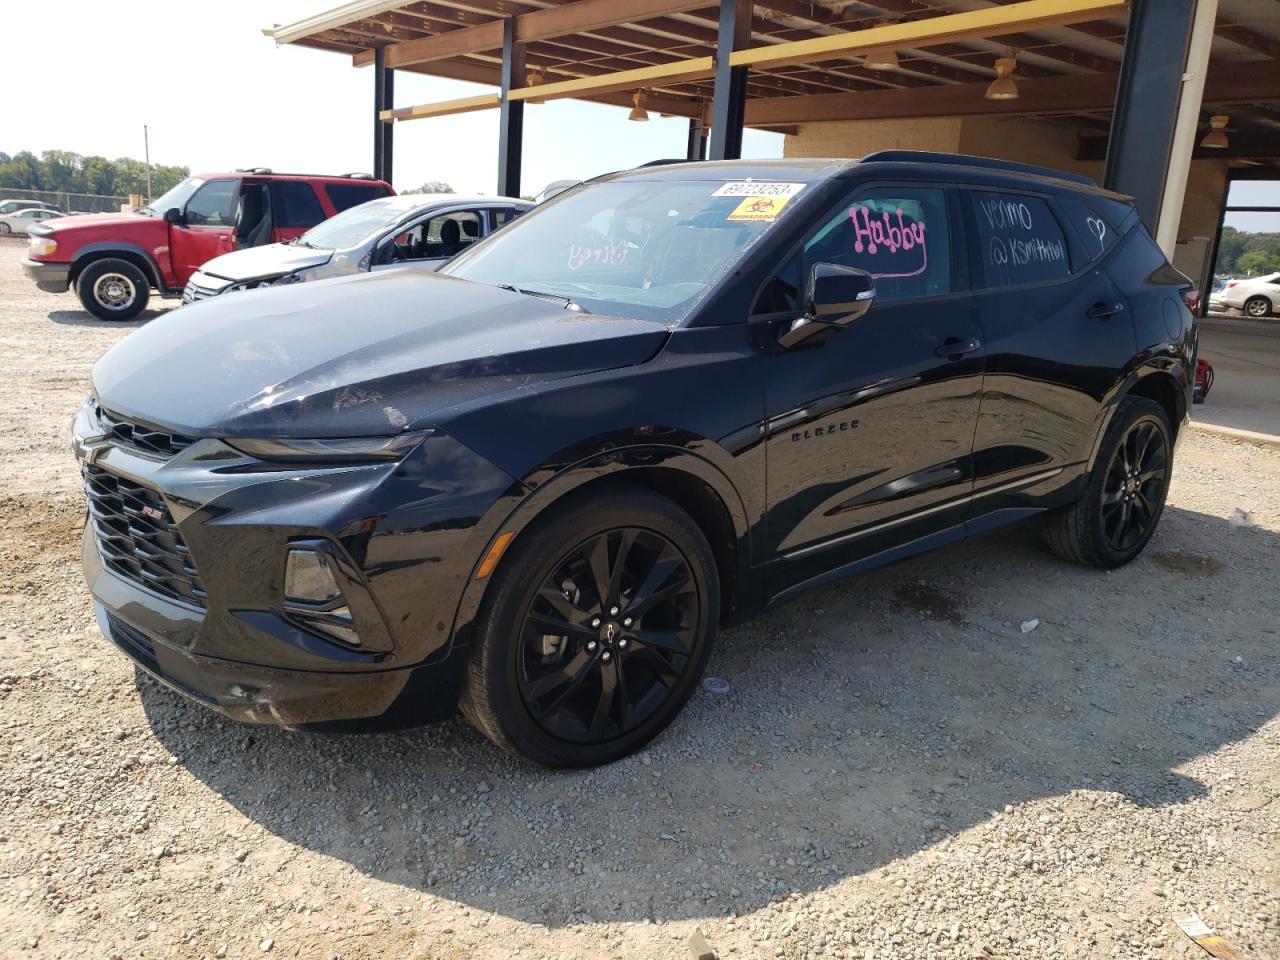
1087;300;1125;320
935;336;982;360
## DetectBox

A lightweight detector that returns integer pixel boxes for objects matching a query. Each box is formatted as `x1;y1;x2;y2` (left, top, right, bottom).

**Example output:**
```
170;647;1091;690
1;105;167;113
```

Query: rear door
270;181;327;243
760;182;985;592
963;188;1136;517
170;178;240;284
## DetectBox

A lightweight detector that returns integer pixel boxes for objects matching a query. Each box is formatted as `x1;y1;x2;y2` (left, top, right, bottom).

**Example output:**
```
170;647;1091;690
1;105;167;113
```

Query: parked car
1211;272;1279;318
21;170;393;321
74;152;1195;767
0;198;60;215
0;207;64;235
182;194;530;302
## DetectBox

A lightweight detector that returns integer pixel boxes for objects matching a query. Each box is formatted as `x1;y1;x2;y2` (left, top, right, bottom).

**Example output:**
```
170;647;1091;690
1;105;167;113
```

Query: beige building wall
783;115;1229;245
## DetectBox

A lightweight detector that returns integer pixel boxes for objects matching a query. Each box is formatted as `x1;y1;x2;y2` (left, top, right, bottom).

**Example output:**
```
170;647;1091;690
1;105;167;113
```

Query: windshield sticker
849;204;929;279
727;195;794;222
713;182;806;199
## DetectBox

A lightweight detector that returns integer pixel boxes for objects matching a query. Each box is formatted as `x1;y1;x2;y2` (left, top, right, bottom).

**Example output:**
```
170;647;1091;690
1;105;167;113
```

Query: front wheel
1244;295;1273;319
462;484;719;767
1043;396;1173;569
77;258;150;322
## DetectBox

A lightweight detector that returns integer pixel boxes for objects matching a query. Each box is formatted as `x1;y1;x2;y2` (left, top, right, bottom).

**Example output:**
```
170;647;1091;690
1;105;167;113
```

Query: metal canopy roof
265;0;1280;166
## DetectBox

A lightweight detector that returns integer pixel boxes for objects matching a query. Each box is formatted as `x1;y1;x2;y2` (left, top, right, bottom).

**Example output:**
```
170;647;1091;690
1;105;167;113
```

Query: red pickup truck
22;170;393;321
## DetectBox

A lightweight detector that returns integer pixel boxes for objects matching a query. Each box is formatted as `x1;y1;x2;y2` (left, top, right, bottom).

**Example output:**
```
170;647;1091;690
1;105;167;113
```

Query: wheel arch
1086;363;1189;473
69;243;164;291
447;447;754;656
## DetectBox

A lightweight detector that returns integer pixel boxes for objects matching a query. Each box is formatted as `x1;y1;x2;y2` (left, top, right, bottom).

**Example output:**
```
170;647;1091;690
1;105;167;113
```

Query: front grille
181;280;220;303
84;465;207;608
96;404;195;458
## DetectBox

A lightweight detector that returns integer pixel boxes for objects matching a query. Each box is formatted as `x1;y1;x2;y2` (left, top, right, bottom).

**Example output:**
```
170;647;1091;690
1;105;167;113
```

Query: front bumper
181;270;234;304
22;257;71;293
73;401;519;727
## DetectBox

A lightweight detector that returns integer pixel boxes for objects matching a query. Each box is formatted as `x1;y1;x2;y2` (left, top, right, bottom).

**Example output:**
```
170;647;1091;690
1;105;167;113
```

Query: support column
686;117;707;160
1102;0;1198;233
709;0;750;161
373;46;394;184
497;17;525;198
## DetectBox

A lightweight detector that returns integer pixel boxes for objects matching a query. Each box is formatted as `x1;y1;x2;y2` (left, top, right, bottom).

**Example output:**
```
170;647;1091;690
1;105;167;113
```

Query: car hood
92;270;670;438
198;243;334;283
41;211;156;233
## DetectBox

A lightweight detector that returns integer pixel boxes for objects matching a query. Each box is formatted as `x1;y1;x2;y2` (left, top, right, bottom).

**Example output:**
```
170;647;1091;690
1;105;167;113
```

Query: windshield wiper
292;238;316;248
497;284;589;313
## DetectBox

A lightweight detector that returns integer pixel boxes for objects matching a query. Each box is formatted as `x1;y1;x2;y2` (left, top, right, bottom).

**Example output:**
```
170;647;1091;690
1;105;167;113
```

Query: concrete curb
1189;420;1280;448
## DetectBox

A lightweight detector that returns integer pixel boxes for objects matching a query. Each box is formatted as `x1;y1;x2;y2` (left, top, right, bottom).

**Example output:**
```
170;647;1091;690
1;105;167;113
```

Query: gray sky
1224;181;1280;233
3;0;781;197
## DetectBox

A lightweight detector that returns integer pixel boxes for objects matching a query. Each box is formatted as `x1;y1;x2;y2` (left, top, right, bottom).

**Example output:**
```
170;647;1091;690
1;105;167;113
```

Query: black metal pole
1102;0;1197;231
373;47;389;182
709;0;749;161
497;17;526;198
379;59;394;185
686;118;707;160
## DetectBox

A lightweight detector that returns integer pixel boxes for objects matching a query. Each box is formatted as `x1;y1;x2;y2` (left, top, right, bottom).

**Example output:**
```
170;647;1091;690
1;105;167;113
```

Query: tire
1244;295;1273;319
76;258;150;322
1043;396;1173;569
0;222;11;236
462;483;720;767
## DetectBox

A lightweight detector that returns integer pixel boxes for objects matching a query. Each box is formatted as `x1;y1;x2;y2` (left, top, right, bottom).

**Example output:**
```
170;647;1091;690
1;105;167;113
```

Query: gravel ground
0;241;1277;960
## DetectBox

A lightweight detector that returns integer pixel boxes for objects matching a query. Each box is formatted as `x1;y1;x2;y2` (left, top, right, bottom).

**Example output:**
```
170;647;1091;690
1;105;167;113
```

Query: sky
1;0;782;198
3;0;1276;223
1224;181;1280;233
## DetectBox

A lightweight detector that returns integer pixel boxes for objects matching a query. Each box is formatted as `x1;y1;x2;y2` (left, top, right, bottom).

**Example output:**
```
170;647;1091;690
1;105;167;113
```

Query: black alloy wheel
517;527;700;744
1100;418;1168;553
462;484;719;767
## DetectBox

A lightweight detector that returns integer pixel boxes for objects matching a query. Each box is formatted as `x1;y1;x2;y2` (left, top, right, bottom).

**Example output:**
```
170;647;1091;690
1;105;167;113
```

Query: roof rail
233;169;378;180
860;150;1098;187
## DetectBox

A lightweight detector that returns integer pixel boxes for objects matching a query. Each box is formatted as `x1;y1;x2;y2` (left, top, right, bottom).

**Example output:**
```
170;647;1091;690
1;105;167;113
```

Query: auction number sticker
727;195;794;222
713;181;806;198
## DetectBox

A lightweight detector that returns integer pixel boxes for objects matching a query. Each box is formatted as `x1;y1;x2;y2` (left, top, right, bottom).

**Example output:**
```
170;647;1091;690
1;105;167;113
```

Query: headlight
28;237;58;257
272;273;302;286
225;430;430;463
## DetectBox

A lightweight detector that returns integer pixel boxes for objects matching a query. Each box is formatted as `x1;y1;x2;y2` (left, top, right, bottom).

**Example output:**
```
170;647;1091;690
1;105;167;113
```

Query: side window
276;182;326;228
488;208;521;230
388;211;482;263
326;182;392;213
184;180;238;227
806;186;951;303
967;192;1070;288
1056;195;1119;265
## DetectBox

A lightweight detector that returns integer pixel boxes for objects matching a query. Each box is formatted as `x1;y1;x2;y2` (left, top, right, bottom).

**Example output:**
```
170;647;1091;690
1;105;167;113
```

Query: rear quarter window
324;182;393;213
275;182;326;228
1057;194;1124;265
967;192;1070;288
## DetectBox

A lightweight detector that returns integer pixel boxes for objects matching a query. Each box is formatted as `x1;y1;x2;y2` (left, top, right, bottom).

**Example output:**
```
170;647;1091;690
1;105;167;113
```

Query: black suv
75;153;1195;767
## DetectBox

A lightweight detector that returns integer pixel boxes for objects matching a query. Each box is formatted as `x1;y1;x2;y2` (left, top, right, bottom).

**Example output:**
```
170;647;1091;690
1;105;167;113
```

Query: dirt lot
0;241;1277;960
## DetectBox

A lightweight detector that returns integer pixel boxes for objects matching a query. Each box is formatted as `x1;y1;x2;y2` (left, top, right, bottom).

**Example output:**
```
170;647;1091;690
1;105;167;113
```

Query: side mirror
778;263;876;349
163;207;184;225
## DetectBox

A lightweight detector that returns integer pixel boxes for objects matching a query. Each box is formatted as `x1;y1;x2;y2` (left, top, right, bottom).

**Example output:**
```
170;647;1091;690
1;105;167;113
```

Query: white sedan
1212;272;1279;318
0;207;64;236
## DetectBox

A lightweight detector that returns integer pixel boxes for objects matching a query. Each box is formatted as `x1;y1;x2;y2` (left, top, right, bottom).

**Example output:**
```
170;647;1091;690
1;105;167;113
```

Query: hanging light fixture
864;47;900;70
628;88;650;122
1200;115;1230;149
525;68;546;105
985;54;1019;101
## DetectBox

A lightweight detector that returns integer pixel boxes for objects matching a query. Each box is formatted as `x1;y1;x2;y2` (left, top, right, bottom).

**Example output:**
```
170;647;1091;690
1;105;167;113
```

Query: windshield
441;179;801;323
298;197;407;250
140;177;203;217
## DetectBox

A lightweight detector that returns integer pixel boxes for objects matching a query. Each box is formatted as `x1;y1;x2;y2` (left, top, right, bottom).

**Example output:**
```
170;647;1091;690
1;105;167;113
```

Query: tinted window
276;182;326;228
325;182;392;213
488;208;521;229
804;186;952;302
1057;195;1120;264
184;180;238;227
969;192;1070;287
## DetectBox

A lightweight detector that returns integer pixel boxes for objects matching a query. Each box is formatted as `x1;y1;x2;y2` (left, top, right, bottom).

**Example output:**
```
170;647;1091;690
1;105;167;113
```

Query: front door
170;178;240;284
371;209;484;273
759;183;984;596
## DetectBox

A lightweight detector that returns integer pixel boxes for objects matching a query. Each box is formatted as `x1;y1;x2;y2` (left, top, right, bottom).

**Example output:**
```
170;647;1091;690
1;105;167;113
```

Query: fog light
284;548;361;647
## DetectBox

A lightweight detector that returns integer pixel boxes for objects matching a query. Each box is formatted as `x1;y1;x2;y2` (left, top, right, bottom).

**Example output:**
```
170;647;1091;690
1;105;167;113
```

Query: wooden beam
730;0;1128;71
1215;24;1280;61
266;0;412;44
381;92;501;121
378;0;715;69
745;61;1280;126
506;56;715;100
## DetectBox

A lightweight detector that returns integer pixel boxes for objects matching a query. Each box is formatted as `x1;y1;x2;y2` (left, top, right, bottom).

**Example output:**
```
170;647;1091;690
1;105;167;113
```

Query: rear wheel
77;258;150;322
0;222;11;236
1043;397;1172;569
1244;295;1273;319
462;484;719;767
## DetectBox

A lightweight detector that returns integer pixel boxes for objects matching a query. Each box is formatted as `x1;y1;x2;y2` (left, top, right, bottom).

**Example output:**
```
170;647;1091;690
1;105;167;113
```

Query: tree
0;148;189;198
1237;250;1280;277
404;180;455;195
